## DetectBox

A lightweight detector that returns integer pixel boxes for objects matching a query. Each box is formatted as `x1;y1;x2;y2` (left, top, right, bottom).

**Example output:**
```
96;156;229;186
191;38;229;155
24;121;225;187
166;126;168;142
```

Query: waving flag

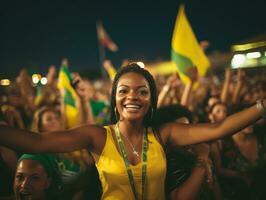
171;4;210;83
57;65;78;128
96;21;118;52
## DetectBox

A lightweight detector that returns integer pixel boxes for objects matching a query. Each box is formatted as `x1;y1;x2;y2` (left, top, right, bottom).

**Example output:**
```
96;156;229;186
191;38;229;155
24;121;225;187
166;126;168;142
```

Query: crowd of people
0;59;265;200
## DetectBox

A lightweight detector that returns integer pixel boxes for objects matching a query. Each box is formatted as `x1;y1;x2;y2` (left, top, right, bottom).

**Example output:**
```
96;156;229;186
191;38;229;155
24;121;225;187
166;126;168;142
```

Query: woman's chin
19;192;33;200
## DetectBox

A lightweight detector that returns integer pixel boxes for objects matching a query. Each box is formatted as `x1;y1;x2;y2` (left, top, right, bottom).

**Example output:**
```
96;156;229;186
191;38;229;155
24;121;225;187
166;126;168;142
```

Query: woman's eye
15;175;24;181
118;89;127;94
31;176;40;181
139;90;148;96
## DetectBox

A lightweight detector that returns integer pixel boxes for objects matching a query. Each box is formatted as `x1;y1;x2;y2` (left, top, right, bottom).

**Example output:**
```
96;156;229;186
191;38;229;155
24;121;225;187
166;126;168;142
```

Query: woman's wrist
195;157;214;184
256;99;266;119
194;157;208;169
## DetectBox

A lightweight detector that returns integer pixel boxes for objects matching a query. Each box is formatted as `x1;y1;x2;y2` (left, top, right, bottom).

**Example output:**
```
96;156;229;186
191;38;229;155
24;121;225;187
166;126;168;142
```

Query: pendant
133;150;139;157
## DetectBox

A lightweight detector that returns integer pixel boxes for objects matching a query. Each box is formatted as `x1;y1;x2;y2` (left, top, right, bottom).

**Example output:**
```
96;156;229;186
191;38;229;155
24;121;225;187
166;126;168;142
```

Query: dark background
1;0;266;78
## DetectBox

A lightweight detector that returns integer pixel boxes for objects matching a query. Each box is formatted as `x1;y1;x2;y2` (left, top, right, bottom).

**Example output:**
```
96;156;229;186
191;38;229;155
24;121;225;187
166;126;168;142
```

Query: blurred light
40;77;47;85
232;41;266;51
1;79;10;86
136;62;145;68
32;74;41;84
93;80;103;89
231;54;246;68
246;52;261;59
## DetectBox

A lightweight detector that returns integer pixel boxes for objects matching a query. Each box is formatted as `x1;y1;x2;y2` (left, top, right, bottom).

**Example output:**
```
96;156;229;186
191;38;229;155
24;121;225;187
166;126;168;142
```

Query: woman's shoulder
154;122;185;144
75;123;107;134
75;124;109;155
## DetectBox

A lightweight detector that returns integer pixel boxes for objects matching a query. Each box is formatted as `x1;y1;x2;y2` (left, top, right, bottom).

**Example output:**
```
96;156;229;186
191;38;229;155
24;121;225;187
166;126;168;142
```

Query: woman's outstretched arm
161;100;265;146
0;124;105;154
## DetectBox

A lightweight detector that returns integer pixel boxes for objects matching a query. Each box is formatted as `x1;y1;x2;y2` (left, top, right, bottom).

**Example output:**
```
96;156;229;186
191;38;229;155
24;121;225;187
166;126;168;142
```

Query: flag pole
96;21;107;79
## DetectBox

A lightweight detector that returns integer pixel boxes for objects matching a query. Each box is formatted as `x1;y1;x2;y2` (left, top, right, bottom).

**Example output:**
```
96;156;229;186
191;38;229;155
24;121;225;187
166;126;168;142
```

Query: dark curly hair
110;63;158;127
154;104;193;128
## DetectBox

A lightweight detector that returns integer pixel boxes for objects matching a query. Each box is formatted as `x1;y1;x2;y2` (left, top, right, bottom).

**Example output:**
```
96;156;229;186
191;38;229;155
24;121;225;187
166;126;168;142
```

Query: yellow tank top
95;126;166;200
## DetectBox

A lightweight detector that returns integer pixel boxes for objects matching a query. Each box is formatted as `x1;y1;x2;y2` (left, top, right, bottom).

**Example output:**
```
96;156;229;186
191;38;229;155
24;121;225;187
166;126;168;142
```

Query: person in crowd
34;65;60;108
0;63;265;200
0;111;18;200
208;101;248;199
15;69;36;120
209;101;266;200
2;84;27;129
77;77;111;125
31;106;101;200
157;73;182;108
14;154;60;200
155;104;221;200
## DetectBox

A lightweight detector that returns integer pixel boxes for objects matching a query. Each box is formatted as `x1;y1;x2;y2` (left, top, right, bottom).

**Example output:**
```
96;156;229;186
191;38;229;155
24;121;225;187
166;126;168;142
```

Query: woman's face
14;159;51;200
40;110;62;132
116;72;151;122
209;104;227;122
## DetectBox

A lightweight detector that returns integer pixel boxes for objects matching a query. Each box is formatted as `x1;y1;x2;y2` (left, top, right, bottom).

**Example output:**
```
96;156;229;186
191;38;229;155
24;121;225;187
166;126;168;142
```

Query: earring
150;107;154;120
114;107;119;121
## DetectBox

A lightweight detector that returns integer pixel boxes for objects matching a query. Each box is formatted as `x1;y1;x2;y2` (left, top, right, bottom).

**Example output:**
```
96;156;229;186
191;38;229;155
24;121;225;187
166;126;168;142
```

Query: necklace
114;123;148;200
120;129;142;157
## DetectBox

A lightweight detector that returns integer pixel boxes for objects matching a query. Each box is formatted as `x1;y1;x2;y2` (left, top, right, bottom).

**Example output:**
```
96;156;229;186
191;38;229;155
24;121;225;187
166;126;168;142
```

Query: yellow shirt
95;126;166;200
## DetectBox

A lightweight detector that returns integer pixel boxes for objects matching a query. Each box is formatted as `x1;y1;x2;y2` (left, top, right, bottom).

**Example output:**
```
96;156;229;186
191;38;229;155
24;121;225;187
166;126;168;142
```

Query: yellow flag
57;65;78;128
171;4;210;83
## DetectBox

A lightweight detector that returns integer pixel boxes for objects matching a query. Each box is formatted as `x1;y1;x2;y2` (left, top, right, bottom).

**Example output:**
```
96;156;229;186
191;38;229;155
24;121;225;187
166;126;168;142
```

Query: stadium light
246;52;261;59
231;54;246;68
0;79;11;86
32;74;41;84
40;77;48;85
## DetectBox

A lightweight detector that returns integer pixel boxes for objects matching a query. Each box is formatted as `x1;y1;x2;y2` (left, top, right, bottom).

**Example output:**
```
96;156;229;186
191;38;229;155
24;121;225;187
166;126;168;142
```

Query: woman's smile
116;72;151;121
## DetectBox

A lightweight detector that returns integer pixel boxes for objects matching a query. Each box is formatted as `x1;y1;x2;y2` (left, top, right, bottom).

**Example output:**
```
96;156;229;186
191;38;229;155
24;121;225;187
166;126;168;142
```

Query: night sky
1;0;266;78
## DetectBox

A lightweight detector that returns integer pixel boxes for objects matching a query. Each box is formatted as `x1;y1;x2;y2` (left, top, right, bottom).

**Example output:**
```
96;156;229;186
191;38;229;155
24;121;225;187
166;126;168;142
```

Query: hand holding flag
103;59;117;81
57;62;78;128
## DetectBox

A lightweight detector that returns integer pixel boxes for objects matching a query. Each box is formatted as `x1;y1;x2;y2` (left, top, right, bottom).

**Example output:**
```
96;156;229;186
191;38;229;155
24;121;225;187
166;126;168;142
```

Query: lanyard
114;123;147;200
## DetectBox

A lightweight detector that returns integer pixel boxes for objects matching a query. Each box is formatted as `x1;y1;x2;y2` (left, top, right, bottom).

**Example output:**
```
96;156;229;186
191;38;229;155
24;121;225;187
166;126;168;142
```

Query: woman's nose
127;90;137;99
21;177;31;188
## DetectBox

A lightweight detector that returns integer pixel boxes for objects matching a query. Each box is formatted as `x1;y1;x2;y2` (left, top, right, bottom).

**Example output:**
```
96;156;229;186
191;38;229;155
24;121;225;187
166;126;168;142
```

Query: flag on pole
57;65;78;128
171;4;210;83
96;21;118;52
34;81;43;106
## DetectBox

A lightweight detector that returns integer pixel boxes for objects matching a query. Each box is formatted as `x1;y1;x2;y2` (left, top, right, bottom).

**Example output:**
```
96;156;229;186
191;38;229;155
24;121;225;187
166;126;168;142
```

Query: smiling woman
110;64;158;127
14;154;60;200
0;63;265;200
115;73;152;122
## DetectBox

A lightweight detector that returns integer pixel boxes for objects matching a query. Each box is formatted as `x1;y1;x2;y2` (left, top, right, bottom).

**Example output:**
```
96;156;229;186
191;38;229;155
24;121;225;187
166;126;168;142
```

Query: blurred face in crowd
116;72;151;122
209;103;227;123
208;96;219;108
14;159;51;200
39;110;62;132
83;80;95;100
8;92;22;107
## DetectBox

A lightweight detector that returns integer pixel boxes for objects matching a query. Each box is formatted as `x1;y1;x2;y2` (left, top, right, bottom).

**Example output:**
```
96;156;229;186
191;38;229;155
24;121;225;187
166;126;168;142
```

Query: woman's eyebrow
118;84;149;88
